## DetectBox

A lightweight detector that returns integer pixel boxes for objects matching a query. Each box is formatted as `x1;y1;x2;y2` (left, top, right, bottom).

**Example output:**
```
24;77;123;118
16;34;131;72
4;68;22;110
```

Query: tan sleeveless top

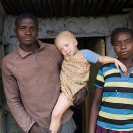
60;51;90;105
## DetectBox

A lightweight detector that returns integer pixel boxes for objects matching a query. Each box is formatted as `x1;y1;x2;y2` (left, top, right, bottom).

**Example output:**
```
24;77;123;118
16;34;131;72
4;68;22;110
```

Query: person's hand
114;59;127;73
72;87;87;105
30;123;53;133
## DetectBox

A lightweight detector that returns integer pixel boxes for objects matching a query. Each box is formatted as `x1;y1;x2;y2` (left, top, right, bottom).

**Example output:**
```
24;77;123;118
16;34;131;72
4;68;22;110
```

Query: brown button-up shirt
2;40;73;133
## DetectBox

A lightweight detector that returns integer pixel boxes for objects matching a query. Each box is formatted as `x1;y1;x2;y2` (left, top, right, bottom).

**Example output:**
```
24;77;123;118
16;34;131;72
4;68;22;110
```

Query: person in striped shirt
89;27;133;133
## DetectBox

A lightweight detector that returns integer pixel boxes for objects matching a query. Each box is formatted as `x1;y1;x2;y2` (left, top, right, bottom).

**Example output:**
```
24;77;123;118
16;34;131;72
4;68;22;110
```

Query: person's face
14;18;38;46
114;32;133;60
56;37;78;57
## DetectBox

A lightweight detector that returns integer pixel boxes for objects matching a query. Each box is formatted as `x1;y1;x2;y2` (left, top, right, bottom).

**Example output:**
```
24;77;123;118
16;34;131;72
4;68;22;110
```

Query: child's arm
88;87;103;133
97;55;127;72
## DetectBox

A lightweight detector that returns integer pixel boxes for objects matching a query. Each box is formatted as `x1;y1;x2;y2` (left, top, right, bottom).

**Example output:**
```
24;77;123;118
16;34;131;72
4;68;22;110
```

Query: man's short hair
111;27;133;45
15;13;38;27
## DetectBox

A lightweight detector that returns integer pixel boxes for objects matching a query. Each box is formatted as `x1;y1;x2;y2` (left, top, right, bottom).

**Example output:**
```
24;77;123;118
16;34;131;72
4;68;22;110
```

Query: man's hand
72;87;87;105
30;123;52;133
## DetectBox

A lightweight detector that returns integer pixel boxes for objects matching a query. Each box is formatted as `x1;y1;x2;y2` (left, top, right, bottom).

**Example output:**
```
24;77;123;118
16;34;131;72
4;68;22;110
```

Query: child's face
114;32;133;60
56;37;78;57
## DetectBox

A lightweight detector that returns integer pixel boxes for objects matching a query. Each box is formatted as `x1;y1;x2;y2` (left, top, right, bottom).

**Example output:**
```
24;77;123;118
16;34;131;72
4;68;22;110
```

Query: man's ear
14;28;17;35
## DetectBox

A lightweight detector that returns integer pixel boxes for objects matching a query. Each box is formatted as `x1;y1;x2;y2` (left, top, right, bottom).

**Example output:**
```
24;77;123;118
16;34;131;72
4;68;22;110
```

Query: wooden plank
31;0;40;17
103;0;115;14
84;0;92;16
42;0;49;17
19;0;27;12
125;0;133;8
20;0;30;13
52;0;57;17
70;0;74;16
94;0;104;15
54;0;62;17
80;0;87;16
36;0;46;17
115;0;127;14
82;38;105;133
12;0;22;14
47;0;54;17
24;0;35;14
77;0;82;17
1;0;12;14
5;0;17;15
62;0;65;17
88;0;98;16
111;0;121;14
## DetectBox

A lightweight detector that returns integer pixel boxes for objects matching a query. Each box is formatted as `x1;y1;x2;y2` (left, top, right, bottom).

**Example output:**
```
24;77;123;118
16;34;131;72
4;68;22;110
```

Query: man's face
14;18;38;46
114;32;133;60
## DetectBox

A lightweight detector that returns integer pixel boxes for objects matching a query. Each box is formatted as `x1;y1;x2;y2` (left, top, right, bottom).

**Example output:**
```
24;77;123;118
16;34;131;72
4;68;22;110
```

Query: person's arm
1;60;36;133
88;87;103;133
2;60;52;133
82;50;127;73
72;86;87;105
97;55;127;72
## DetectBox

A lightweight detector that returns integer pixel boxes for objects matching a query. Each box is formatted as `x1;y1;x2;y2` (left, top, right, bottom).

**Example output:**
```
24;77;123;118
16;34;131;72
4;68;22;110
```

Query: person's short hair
55;31;76;45
111;27;133;45
15;13;38;27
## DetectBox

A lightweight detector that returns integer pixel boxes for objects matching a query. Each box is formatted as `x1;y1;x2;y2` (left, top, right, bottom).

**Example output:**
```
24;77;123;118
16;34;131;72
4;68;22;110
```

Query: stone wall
0;1;5;133
3;13;131;54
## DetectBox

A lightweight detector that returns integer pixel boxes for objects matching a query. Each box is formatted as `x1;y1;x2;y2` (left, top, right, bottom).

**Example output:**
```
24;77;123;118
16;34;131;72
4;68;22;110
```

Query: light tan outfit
60;51;90;105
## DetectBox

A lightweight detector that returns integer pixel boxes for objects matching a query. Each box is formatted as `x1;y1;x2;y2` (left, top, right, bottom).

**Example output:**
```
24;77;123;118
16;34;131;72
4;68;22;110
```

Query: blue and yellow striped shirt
94;63;133;131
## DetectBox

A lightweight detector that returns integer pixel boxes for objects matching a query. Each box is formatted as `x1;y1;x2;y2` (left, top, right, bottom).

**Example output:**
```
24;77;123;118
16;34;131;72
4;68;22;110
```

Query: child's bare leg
49;92;70;133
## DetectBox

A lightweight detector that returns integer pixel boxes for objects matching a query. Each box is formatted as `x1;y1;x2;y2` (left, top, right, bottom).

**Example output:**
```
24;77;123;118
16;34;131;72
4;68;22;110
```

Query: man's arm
72;86;88;105
2;61;35;133
2;60;53;133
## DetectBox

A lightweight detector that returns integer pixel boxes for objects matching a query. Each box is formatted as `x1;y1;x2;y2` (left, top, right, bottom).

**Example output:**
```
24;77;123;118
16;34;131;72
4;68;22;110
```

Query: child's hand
114;59;127;73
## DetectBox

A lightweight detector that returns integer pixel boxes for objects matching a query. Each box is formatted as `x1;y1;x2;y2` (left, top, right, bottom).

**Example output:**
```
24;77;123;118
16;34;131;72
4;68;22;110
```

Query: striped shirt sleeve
94;66;105;89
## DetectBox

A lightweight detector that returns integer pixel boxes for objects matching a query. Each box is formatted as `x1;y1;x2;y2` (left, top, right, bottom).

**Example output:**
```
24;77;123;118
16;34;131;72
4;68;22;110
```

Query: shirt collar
110;61;133;81
109;60;133;69
18;39;44;58
109;63;117;68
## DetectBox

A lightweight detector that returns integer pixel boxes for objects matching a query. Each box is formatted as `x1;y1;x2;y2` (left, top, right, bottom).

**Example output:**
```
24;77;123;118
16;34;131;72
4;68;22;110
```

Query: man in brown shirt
2;13;87;133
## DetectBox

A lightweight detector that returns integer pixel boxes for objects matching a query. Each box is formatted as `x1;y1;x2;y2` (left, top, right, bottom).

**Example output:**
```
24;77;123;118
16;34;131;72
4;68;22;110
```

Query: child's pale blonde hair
55;31;76;45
